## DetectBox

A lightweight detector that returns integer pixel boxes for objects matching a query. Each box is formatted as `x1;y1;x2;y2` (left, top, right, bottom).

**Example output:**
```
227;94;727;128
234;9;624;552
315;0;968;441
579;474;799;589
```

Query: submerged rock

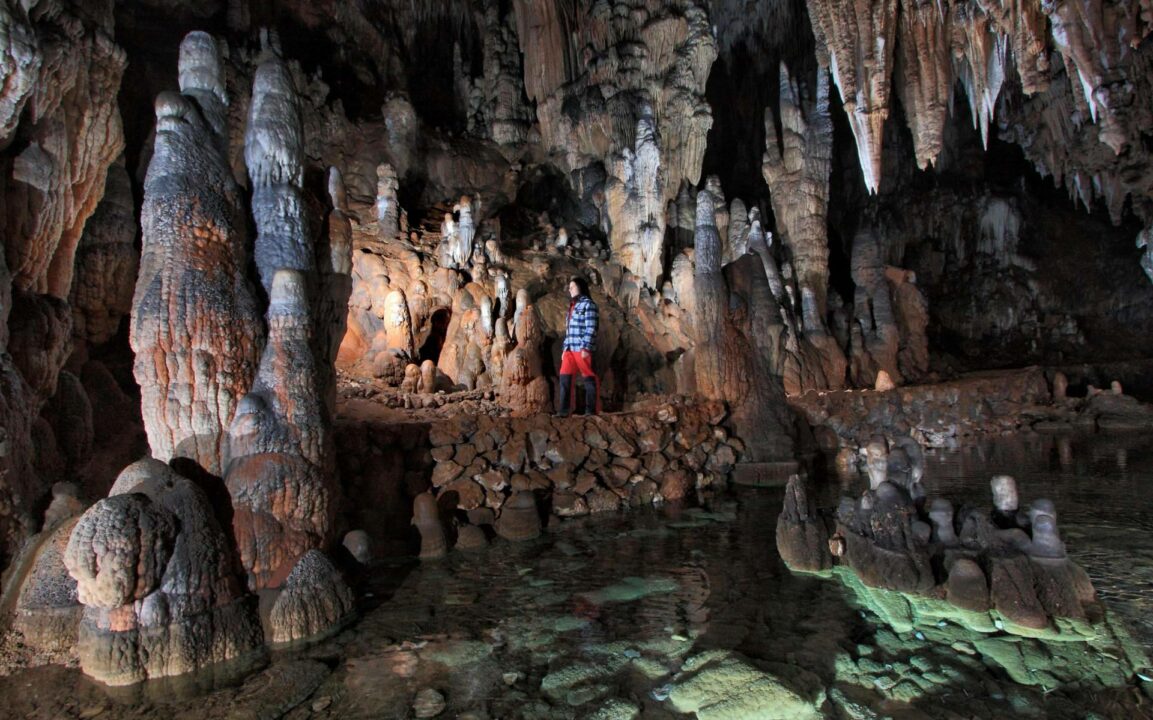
666;650;823;720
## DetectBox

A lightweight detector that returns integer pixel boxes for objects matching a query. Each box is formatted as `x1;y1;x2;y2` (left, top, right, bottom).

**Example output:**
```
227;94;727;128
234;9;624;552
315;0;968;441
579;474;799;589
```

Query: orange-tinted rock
3;2;126;299
268;549;354;644
500;303;550;415
226;271;336;590
131;36;262;475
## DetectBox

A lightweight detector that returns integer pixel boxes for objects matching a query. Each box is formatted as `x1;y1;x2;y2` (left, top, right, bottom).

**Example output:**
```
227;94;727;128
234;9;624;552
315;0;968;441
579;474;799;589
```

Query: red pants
559;350;601;413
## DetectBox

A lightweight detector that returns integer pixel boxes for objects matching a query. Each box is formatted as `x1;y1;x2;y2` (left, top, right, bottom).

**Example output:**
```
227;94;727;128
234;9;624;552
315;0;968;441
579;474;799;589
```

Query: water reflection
1;432;1151;718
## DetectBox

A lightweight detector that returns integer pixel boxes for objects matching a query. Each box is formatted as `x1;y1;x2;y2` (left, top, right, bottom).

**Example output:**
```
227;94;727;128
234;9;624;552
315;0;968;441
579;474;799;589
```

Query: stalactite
896;0;952;169
1044;0;1151;154
951;2;1006;149
605;108;665;288
808;0;898;193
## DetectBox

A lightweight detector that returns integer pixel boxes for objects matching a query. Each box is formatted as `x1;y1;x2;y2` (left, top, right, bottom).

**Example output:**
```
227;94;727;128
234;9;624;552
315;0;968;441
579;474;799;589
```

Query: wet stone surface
1;432;1152;718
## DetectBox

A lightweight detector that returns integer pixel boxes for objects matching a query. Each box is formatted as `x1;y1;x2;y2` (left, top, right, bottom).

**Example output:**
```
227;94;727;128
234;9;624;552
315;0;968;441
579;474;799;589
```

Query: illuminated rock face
4;2;1153;694
514;0;716;289
226;270;335;590
131;33;262;477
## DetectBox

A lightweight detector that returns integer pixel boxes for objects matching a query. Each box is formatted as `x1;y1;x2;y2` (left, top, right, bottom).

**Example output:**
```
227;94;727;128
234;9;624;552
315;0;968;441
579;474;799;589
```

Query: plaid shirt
563;295;598;352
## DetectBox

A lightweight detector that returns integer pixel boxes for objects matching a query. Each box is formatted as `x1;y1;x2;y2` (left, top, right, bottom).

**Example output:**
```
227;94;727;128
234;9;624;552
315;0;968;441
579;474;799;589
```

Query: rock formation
495;490;541;541
849;229;901;388
763;64;834;317
3;2;1153;704
317;167;354;416
895;0;953;170
2;0;126;298
808;0;897;193
246;51;312;295
604;109;665;289
131;32;262;476
412;491;448;558
500;302;549;415
267;549;354;645
779;439;1101;632
776;474;833;572
63;458;263;686
375;162;400;240
69;158;137;346
226;270;336;590
693;190;795;481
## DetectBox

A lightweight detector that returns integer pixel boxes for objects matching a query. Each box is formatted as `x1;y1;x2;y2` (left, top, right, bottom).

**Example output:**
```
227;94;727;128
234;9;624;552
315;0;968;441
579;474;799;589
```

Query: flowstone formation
777;438;1102;634
130;32;262;476
0;0;130;572
514;0;716;291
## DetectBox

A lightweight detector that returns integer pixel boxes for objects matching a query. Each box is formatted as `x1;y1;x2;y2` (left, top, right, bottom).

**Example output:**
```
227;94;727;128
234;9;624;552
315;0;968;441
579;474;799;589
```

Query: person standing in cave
556;276;600;417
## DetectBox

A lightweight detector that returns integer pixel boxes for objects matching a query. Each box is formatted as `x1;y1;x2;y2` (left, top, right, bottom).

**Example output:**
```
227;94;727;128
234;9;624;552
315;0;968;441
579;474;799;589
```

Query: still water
2;432;1152;719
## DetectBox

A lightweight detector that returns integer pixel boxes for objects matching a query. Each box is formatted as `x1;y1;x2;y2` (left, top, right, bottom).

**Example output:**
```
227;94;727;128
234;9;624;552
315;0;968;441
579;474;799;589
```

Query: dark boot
554;374;574;417
582;377;598;415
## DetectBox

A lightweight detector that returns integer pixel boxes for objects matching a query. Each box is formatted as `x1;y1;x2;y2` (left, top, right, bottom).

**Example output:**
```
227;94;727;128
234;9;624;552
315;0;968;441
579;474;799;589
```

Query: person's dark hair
569;275;589;296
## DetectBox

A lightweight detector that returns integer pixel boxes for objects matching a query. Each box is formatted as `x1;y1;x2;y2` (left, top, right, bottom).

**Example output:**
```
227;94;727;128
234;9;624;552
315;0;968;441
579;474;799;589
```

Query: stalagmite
268;549;354;644
383;288;415;357
748;210;786;304
375;163;400;240
456;195;477;264
318;167;354;416
808;0;898;193
762;64;834;316
693;190;795;478
131;39;262;475
247;53;311;296
849;229;902;387
420;359;437;393
725;198;749;265
489;317;512;387
177;32;229;153
226;270;336;590
64;459;263;686
500;303;549;416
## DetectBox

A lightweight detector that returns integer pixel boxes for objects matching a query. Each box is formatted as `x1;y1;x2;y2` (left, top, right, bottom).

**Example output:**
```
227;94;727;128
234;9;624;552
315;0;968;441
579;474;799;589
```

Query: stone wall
333;398;743;559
